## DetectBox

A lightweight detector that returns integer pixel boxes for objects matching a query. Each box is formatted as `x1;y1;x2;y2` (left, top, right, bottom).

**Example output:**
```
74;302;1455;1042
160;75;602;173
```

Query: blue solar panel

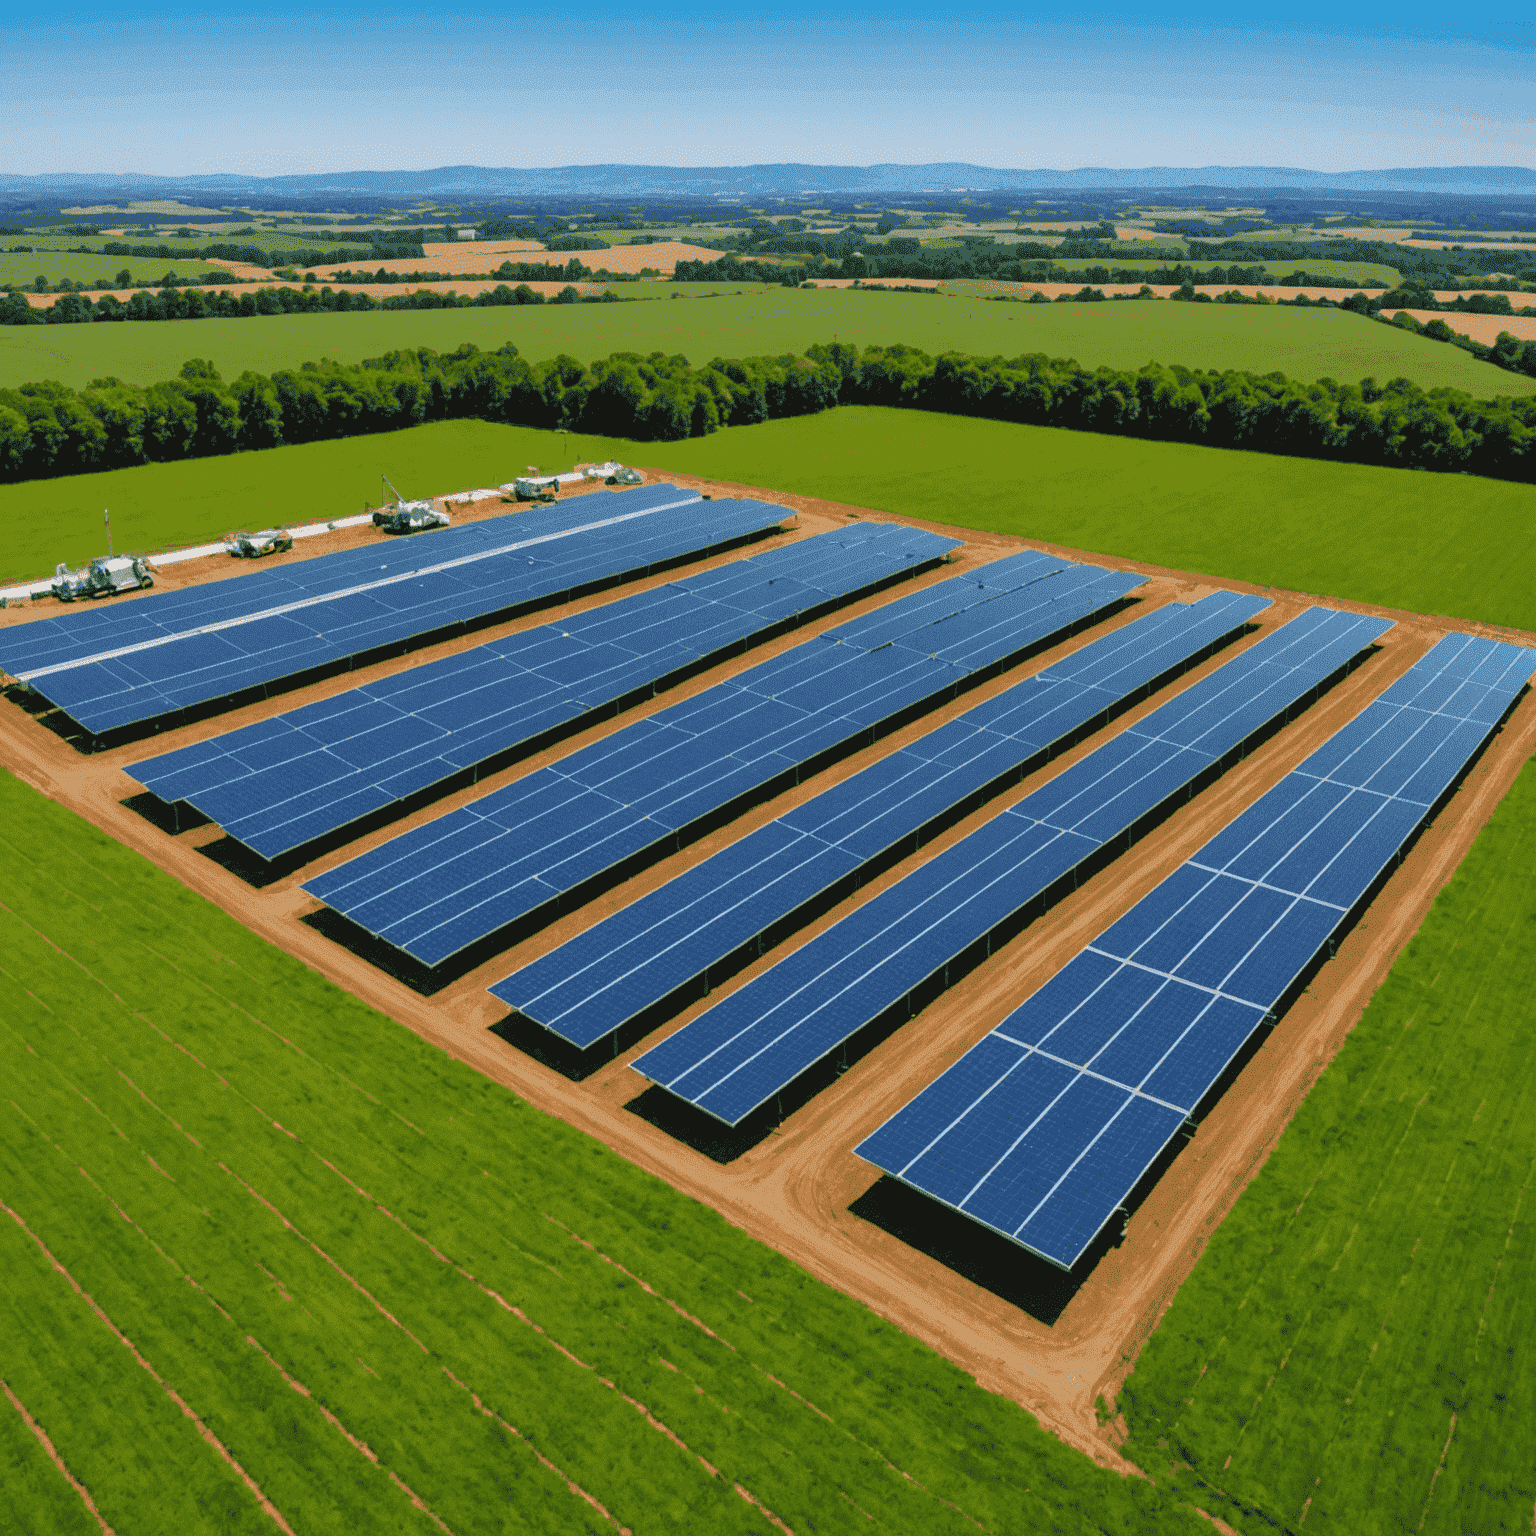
305;550;1149;969
127;522;955;860
859;630;1533;1270
0;485;797;738
630;606;1392;1127
492;591;1269;1049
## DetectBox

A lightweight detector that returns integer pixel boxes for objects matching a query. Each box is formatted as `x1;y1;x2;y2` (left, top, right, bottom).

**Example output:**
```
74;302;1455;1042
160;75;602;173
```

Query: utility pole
104;507;113;557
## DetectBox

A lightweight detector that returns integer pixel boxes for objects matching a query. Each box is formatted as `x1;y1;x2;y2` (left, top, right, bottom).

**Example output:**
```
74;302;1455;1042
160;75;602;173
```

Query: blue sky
4;3;1531;176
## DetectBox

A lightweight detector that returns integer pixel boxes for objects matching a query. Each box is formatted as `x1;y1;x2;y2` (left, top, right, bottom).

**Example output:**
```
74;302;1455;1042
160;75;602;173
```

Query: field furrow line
216;1161;432;1353
1;1378;116;1535
0;1197;297;1535
441;1366;633;1534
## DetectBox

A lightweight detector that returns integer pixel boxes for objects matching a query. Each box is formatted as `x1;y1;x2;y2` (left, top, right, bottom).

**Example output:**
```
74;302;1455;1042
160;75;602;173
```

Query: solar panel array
630;606;1390;1129
493;590;1268;1052
0;485;790;738
857;632;1533;1271
304;549;1147;971
127;522;955;861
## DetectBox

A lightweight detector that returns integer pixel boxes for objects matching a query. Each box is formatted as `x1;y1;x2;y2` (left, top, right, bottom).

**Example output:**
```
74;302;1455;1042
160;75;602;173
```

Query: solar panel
492;590;1269;1053
126;522;956;862
629;606;1390;1130
858;631;1533;1271
0;485;791;741
303;549;1147;974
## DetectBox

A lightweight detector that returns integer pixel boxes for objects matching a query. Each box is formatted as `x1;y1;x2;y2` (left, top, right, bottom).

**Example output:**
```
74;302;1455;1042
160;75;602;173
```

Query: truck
373;501;450;534
51;555;154;602
227;527;295;558
511;463;642;503
373;472;451;533
513;474;561;503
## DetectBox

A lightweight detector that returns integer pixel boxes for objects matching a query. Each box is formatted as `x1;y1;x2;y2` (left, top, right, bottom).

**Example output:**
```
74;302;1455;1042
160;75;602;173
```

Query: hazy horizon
4;5;1530;180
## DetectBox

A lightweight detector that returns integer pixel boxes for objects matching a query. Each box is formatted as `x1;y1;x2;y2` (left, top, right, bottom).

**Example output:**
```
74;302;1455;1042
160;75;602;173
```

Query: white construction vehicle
52;555;154;602
227;527;295;558
512;462;642;502
373;473;451;534
514;473;562;503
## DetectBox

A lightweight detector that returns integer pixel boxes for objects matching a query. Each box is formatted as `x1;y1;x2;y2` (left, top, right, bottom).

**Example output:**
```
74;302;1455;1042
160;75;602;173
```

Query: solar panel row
127;522;956;862
493;590;1269;1054
857;631;1533;1272
1;483;697;678
630;606;1390;1130
303;549;1147;974
0;486;790;740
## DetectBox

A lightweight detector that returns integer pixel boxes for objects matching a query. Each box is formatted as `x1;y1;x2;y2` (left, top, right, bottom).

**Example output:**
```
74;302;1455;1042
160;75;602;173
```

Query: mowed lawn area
2;286;1530;397
10;410;1535;635
1119;760;1536;1534
0;770;1202;1536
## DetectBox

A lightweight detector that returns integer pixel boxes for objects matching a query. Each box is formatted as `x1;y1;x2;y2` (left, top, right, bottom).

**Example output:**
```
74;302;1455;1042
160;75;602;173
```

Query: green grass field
1118;757;1536;1533
2;286;1530;398
0;768;1206;1536
0;251;230;288
8;410;1536;636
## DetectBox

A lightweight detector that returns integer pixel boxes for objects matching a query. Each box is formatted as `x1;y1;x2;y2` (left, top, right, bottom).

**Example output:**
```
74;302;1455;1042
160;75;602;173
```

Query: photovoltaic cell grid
0;485;790;737
304;549;1147;969
127;521;955;861
857;631;1533;1271
0;483;696;680
494;590;1268;1050
631;605;1389;1128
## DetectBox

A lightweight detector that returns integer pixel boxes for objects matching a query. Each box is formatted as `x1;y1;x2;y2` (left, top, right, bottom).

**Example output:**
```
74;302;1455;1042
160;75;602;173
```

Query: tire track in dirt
1;1378;116;1534
0;1199;296;1535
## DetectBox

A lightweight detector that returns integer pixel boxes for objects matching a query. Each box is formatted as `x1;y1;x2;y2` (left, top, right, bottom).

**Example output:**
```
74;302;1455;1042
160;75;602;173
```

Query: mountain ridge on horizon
5;162;1536;200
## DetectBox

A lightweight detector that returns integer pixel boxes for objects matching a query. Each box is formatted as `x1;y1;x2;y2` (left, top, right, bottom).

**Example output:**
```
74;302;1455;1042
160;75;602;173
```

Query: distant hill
3;163;1535;200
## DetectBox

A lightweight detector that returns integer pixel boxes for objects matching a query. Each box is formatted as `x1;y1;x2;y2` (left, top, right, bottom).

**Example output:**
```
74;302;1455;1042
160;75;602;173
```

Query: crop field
3;286;1530;398
0;766;1203;1536
9;408;1536;632
17;233;237;253
1118;758;1536;1533
0;251;231;287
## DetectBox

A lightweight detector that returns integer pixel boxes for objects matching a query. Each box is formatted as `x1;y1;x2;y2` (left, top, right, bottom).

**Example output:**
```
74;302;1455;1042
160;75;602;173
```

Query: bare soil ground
1386;310;1536;347
1403;237;1536;252
2;473;1531;1473
317;241;726;280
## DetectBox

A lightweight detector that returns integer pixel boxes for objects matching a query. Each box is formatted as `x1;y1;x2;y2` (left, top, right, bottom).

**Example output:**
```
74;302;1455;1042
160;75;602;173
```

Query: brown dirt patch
1383;310;1536;347
320;241;726;280
2;473;1532;1474
1403;238;1536;252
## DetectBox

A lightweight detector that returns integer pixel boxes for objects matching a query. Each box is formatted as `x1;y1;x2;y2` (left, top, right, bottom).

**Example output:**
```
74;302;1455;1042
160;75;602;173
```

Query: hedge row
0;281;622;329
3;339;1534;486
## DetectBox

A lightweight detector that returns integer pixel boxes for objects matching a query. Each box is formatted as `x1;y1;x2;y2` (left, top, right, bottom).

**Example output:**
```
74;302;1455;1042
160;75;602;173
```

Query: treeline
0;282;623;328
5;338;1535;488
87;238;426;268
1185;237;1536;285
324;257;597;285
711;224;1536;290
684;243;1380;289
